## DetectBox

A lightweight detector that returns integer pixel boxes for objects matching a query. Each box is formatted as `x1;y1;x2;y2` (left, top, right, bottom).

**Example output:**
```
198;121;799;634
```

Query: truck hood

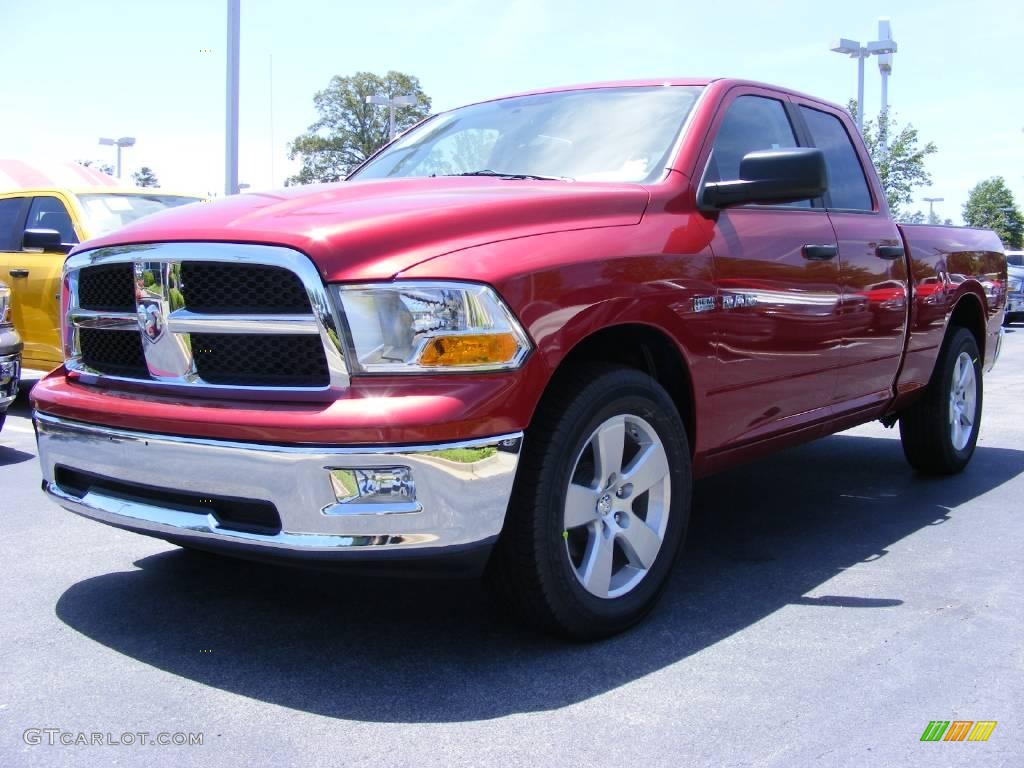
72;177;650;281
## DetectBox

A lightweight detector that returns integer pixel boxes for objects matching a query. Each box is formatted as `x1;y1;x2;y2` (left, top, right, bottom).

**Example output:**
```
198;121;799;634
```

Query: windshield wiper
445;169;571;181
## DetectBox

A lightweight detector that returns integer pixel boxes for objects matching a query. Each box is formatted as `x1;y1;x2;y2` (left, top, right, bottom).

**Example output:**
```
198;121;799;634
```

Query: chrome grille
64;243;349;399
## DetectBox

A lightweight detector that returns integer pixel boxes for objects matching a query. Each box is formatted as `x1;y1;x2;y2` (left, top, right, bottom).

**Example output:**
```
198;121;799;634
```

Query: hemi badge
693;296;716;313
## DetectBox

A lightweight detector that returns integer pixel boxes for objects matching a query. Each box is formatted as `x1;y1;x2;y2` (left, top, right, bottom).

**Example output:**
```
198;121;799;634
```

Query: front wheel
899;327;983;475
487;365;691;640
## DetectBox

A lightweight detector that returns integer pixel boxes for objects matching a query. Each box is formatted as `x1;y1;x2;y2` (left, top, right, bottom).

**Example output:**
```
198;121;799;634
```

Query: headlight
0;285;10;326
1009;277;1022;293
333;281;531;373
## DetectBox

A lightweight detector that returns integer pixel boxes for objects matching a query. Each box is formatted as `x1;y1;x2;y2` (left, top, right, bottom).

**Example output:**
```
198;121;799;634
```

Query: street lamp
924;196;944;224
830;25;897;133
366;94;417;139
98;136;136;179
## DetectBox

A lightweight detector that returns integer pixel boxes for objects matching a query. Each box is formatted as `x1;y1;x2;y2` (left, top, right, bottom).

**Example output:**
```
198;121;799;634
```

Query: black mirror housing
22;229;72;254
700;148;829;210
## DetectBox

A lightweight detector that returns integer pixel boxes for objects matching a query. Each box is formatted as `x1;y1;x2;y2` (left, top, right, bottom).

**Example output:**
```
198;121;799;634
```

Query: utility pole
877;17;894;158
366;94;418;139
924;196;944;224
98;137;136;179
831;22;896;134
225;0;240;196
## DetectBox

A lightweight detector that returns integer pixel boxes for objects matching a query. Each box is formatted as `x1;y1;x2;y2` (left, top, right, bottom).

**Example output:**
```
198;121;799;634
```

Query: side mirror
700;148;828;210
22;229;72;254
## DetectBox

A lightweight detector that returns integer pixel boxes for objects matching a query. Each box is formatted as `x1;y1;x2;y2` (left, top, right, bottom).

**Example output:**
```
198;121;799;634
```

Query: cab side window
25;196;79;246
799;106;873;211
0;198;27;250
706;95;810;207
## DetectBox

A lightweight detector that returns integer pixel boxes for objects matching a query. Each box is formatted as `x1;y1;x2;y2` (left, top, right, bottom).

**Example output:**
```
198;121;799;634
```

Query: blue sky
1;0;1021;221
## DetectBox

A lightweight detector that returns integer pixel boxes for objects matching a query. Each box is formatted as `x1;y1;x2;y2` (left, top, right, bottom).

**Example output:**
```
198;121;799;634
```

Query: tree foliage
132;166;159;188
900;210;926;225
77;159;114;176
962;176;1022;249
848;101;937;220
287;71;431;185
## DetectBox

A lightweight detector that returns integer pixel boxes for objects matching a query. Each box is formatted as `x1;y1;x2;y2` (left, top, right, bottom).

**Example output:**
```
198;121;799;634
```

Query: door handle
876;245;905;260
802;245;837;261
9;268;29;278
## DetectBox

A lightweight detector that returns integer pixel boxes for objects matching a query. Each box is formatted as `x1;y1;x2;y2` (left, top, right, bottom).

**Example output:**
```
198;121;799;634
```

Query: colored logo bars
920;720;997;742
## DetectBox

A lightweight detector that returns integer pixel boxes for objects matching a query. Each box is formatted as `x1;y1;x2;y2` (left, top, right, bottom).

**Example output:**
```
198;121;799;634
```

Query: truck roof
465;78;846;114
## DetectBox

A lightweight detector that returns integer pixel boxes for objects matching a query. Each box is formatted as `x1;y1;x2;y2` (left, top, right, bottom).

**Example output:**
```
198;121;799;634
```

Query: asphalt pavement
2;330;1022;767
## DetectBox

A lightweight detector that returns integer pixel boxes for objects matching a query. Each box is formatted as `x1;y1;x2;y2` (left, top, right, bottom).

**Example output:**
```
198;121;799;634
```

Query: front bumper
35;412;522;564
0;349;21;410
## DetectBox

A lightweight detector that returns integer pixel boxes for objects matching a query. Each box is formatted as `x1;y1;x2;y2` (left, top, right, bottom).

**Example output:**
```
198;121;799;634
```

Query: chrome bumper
0;351;20;408
35;412;522;559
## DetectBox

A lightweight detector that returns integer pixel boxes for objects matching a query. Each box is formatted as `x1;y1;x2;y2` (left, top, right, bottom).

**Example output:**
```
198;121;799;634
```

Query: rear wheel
899;327;982;475
488;365;691;640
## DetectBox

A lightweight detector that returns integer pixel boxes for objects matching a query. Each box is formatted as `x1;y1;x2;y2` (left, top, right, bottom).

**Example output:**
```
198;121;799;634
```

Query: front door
1;194;80;369
699;90;843;449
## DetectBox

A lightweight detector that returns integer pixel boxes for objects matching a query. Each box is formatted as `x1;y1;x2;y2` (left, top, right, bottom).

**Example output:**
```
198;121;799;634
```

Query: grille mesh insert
78;264;135;312
191;333;329;387
79;328;149;378
181;263;311;314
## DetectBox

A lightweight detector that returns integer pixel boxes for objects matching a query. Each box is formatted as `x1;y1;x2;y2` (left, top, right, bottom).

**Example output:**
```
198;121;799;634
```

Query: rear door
698;88;843;448
5;194;80;368
793;101;908;410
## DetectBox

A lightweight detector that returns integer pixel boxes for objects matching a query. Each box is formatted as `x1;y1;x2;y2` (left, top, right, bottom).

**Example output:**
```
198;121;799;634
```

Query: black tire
487;364;691;640
899;327;983;475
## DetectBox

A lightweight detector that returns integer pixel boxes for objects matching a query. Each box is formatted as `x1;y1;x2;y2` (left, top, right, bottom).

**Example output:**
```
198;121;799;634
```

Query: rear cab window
798;106;873;211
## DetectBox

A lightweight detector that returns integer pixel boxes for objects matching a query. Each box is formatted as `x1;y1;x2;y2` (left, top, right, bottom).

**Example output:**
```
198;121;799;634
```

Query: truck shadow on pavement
55;432;1024;723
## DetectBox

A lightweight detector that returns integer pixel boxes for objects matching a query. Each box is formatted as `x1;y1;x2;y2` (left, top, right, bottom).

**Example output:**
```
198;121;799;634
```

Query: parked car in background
1006;251;1024;326
32;78;1006;638
0;280;21;434
0;186;201;371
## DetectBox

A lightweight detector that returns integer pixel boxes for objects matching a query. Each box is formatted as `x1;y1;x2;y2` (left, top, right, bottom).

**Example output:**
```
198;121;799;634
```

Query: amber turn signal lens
418;333;520;367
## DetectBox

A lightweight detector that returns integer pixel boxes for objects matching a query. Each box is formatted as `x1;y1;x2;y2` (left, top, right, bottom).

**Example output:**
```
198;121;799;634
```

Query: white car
1006;251;1024;326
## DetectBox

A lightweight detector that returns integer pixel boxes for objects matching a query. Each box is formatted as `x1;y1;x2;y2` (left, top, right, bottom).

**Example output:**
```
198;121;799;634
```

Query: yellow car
0;186;201;371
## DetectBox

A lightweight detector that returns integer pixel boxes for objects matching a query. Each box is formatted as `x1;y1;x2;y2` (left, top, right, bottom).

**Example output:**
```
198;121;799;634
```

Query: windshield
1007;253;1023;267
78;193;200;236
352;86;703;183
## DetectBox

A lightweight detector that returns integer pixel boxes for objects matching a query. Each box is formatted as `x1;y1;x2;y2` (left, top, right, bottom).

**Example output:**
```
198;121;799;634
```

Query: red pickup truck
32;79;1006;638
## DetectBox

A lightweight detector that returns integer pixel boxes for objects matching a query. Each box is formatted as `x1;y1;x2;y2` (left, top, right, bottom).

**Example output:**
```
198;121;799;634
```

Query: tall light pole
98;137;136;179
830;31;897;133
876;17;896;158
366;94;417;139
923;196;944;224
225;0;240;196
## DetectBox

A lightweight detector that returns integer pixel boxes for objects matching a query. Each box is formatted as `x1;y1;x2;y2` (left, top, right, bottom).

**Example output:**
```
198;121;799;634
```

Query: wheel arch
948;291;986;358
535;322;697;454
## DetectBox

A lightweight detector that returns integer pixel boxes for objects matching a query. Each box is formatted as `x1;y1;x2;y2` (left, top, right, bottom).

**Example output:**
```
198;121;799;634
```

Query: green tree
900;210;926;225
962;176;1023;248
77;159;114;176
132;166;159;188
848;101;937;219
287;71;431;185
